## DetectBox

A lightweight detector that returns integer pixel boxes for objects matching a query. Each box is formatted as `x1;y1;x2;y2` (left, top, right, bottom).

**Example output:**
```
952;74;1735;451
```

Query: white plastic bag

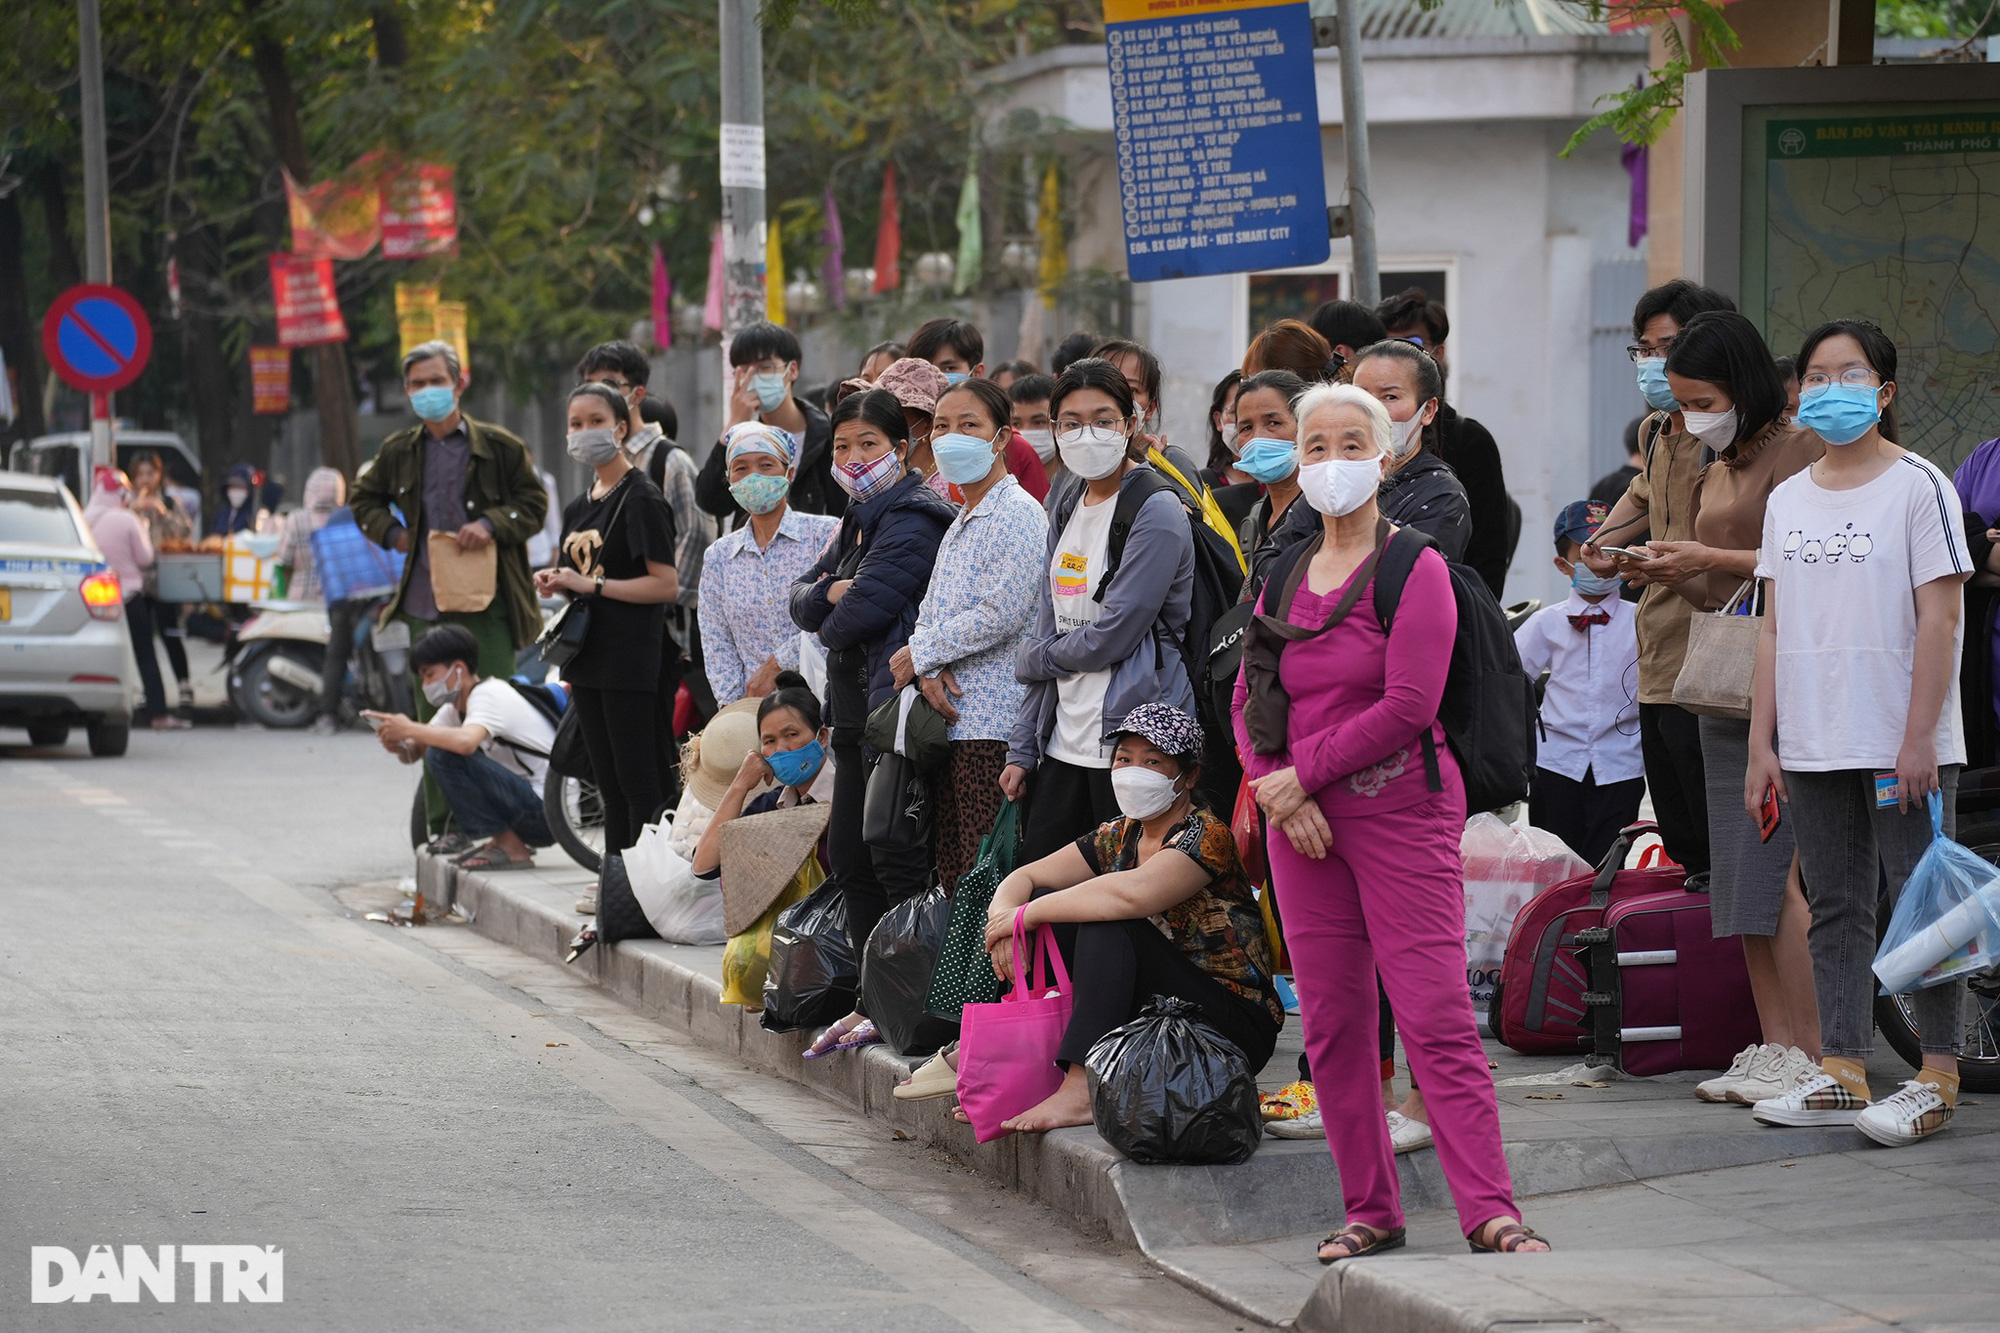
1874;793;2000;993
665;787;714;861
1461;814;1588;1021
625;817;727;945
797;630;828;701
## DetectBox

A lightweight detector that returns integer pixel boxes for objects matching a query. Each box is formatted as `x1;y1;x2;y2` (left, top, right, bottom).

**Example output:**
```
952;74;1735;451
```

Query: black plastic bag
761;877;860;1033
596;853;660;946
1085;996;1261;1165
859;886;958;1055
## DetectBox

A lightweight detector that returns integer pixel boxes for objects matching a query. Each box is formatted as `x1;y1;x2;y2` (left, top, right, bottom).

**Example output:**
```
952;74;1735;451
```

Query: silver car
0;474;138;755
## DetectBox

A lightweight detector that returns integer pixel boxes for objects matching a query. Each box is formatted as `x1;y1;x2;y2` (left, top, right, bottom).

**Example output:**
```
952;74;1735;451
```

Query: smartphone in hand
1598;545;1655;561
359;710;388;731
1758;784;1782;843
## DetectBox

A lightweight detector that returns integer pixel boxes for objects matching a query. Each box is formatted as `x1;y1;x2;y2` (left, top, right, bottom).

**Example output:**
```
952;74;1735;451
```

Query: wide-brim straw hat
719;802;832;935
682;697;767;812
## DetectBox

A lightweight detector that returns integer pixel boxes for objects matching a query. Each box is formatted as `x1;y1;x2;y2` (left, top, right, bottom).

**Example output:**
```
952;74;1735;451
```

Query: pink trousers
1269;781;1517;1236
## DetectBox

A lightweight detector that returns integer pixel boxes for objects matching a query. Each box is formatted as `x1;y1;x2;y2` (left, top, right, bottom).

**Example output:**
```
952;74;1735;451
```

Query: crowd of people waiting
310;275;1997;1266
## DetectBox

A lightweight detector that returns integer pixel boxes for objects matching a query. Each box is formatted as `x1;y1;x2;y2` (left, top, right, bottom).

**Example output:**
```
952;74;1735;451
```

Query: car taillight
80;571;123;620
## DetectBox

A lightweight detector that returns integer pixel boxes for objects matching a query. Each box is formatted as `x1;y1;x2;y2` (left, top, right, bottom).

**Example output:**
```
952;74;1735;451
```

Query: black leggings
570;685;662;855
828;732;935;954
1035;906;1279;1073
1020;757;1120;866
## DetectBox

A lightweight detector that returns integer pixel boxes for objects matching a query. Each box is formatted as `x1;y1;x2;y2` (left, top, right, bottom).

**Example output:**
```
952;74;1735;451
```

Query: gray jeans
1784;766;1963;1059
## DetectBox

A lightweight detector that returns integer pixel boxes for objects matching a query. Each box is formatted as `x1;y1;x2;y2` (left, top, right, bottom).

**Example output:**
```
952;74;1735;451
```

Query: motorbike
226;597;412;728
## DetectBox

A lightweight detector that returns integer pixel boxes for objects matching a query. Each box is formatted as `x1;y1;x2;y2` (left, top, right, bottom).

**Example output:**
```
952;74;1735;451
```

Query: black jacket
789;471;953;729
1248;451;1471;599
1432;405;1509;597
695;396;843;521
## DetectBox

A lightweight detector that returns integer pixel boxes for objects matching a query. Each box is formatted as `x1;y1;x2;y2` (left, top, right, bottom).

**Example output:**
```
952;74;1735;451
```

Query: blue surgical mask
1235;435;1298;484
1797;382;1883;446
1571;566;1622;598
751;371;789;412
1635;358;1677;413
410;385;457;422
942;371;969;386
931;431;1001;485
765;737;825;788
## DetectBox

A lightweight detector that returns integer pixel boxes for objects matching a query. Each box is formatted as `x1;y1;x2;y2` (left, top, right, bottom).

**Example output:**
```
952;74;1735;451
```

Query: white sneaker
1855;1079;1955;1147
1729;1046;1818;1105
1695;1043;1772;1103
1266;1108;1323;1139
1386;1110;1433;1154
1752;1071;1869;1126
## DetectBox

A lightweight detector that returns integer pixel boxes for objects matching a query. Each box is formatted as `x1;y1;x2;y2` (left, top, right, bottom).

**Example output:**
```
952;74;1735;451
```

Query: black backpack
1260;528;1536;814
503;676;568;728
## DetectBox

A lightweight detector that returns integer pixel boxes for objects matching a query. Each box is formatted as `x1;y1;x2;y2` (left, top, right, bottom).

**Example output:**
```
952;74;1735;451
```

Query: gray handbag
1672;580;1759;720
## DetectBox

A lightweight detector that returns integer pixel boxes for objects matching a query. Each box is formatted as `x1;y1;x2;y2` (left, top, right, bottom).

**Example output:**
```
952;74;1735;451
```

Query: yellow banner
395;282;439;358
432;300;469;374
1102;0;1284;24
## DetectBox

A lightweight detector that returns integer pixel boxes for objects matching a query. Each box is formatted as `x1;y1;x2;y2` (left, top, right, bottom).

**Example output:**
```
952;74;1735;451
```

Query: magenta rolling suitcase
1581;883;1762;1076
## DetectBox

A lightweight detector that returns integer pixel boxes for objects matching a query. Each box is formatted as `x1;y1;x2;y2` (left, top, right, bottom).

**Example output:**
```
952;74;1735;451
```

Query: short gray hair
1294;381;1393;456
401;339;462;385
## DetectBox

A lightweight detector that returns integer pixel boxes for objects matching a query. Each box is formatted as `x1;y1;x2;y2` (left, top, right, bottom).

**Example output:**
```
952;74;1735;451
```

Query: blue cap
1554;499;1609;549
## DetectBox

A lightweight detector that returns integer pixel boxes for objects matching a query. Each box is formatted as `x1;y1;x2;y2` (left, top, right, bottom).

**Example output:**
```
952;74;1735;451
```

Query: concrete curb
429;853;1882;1327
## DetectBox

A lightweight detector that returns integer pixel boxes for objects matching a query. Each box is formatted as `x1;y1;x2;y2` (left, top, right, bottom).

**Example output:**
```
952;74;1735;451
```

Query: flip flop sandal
894;1049;959;1100
830;1018;881;1053
1317;1224;1406;1265
1468;1222;1551;1254
455;843;533;871
804;1014;869;1060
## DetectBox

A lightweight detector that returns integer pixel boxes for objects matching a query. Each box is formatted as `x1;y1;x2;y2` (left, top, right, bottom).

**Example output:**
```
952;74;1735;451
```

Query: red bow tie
1568;610;1611;630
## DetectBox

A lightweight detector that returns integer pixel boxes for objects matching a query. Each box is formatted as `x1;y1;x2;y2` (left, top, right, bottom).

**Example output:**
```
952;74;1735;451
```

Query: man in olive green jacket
352;342;548;839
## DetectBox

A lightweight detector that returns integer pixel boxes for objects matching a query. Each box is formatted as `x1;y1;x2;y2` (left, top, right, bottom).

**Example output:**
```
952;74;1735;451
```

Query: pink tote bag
956;908;1074;1144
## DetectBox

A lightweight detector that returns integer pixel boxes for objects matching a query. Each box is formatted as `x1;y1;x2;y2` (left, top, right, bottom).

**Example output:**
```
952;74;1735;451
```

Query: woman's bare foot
1468;1216;1551;1253
804;1010;867;1058
1000;1066;1094;1133
1397;1088;1428;1124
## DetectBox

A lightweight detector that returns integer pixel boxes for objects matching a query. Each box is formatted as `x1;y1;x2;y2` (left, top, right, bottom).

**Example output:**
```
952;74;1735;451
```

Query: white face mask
1388;412;1426;460
1219;422;1240;454
1298;455;1385;518
1055;424;1130;481
1020;427;1057;463
1681;407;1738;450
1110;766;1180;821
226;487;250;508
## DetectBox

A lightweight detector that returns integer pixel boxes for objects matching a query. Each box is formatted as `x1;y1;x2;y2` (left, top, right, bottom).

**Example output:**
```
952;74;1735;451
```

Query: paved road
0;726;1230;1330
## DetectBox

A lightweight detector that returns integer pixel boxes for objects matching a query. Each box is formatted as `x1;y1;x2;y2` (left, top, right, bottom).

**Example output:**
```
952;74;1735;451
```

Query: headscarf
83;466;132;525
722;421;798;472
873;358;950;416
213;463;262;536
302;466;346;527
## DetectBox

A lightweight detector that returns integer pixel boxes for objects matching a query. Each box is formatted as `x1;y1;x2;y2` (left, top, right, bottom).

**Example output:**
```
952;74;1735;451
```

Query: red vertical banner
381;163;458;259
872;164;901;294
269;254;348;347
250;346;291;414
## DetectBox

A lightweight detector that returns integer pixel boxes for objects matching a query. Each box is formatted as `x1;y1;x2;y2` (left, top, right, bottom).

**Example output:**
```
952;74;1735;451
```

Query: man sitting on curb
368;625;558;871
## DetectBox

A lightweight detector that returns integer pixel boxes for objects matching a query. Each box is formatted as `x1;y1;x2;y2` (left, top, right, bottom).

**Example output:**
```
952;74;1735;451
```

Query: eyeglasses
1055;414;1130;433
1800;368;1883;396
1626;340;1676;363
583;377;633;394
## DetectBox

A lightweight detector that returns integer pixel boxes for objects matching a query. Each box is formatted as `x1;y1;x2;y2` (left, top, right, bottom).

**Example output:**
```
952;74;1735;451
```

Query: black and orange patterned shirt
1076;808;1284;1026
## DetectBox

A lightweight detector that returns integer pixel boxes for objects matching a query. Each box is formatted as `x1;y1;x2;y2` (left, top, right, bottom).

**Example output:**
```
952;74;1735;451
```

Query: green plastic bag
924;800;1021;1021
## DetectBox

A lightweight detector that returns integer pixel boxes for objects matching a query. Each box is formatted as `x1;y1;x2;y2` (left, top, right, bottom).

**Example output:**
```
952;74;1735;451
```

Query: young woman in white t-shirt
1743;319;1973;1148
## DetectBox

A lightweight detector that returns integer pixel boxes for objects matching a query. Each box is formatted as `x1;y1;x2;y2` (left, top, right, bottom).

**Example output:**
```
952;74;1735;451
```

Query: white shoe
1266;1108;1323;1139
1752;1071;1868;1127
1386;1109;1433;1154
1695;1043;1772;1103
1729;1046;1818;1105
1855;1079;1954;1147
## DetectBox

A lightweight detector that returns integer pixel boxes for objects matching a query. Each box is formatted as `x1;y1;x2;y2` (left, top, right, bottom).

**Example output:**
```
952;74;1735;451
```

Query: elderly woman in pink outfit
84;467;188;730
1230;383;1545;1263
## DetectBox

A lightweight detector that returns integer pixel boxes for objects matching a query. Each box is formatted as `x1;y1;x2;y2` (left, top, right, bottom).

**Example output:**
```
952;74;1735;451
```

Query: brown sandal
1317;1224;1406;1265
1468;1221;1551;1254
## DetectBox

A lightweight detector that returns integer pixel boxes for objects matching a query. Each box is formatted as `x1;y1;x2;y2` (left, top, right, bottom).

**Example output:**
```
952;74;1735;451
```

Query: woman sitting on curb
690;675;836;880
976;703;1283;1133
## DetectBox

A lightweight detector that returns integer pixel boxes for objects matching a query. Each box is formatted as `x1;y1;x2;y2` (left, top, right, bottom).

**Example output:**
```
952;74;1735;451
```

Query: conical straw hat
719;801;832;935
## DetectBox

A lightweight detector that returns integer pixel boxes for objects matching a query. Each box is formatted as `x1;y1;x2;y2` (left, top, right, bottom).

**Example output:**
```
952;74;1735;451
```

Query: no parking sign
40;284;152;394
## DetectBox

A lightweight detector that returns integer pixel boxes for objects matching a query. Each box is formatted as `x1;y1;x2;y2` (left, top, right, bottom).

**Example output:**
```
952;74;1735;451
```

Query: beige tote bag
427;532;497;613
1672;580;1759;720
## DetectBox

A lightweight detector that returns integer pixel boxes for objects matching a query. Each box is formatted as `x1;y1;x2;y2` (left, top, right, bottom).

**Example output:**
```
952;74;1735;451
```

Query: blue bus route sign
1106;0;1329;282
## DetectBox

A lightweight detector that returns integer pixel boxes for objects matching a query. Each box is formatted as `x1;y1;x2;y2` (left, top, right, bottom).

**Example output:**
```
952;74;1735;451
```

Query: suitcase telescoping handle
1578;821;1658;1070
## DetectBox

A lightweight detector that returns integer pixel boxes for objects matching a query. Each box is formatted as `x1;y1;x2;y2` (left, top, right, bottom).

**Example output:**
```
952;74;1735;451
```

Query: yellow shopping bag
719;855;823;1007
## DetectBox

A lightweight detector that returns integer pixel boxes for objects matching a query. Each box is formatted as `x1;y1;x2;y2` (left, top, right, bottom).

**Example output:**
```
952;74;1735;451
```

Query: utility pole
718;0;766;396
78;0;114;467
1333;0;1379;307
